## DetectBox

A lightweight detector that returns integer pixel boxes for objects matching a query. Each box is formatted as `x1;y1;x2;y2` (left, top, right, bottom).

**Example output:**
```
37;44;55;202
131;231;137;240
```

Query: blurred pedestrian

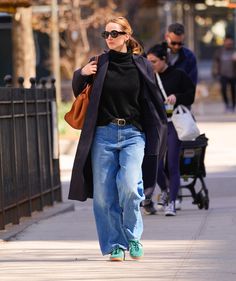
68;16;167;261
146;42;195;216
212;35;236;113
165;23;198;86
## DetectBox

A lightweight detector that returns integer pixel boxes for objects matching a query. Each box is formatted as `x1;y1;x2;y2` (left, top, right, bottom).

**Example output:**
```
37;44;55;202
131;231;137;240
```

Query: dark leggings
157;122;181;202
220;76;236;109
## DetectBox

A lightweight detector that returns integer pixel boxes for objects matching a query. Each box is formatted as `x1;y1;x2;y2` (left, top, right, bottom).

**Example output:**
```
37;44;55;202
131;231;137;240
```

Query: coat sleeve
72;56;97;97
188;54;198;86
174;70;196;106
72;70;91;97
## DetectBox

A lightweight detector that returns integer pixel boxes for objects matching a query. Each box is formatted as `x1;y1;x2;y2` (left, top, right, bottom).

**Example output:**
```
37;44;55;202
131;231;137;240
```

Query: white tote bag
156;73;200;141
171;105;200;141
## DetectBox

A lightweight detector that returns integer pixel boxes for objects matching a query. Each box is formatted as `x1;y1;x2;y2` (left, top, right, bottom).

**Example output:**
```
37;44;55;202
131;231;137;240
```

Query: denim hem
104;245;128;256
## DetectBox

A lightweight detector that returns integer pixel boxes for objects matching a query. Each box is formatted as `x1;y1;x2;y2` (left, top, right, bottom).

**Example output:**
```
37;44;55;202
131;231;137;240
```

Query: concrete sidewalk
0;101;236;280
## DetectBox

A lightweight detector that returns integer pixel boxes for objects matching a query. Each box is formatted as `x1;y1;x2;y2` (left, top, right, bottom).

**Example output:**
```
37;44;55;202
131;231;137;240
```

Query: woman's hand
166;94;176;105
81;60;97;76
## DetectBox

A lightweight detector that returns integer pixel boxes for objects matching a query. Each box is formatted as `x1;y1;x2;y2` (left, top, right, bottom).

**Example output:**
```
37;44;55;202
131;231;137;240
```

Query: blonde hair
105;17;143;55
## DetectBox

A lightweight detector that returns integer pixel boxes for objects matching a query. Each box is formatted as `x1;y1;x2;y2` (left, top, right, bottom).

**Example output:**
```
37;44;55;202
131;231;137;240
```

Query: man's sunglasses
170;41;184;46
101;30;126;39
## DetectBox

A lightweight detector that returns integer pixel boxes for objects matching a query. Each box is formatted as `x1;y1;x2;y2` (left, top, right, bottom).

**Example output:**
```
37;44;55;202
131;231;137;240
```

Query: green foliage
57;102;80;139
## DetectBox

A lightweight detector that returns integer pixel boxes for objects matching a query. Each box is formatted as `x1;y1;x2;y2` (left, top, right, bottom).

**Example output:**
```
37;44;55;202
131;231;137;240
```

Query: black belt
111;118;130;126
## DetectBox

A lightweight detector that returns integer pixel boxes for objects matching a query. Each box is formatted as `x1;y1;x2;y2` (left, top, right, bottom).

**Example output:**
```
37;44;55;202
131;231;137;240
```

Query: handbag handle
92;55;99;81
173;105;189;115
93;55;99;66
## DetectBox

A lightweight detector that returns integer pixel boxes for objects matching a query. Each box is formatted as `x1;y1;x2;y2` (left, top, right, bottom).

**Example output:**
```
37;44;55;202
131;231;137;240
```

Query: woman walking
146;42;195;216
68;17;167;261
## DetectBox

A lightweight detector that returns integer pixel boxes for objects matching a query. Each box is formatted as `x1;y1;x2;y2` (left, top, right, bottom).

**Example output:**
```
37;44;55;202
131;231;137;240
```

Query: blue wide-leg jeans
91;123;145;255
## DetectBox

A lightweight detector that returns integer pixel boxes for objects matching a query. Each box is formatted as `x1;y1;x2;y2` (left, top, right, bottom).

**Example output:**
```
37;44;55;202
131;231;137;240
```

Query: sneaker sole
165;212;176;216
110;253;125;262
157;205;164;211
143;210;157;215
110;257;125;262
130;255;143;260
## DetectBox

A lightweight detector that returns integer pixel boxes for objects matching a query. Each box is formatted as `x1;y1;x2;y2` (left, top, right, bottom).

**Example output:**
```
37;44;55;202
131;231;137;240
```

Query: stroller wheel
197;201;204;209
195;192;204;209
196;192;209;210
204;197;209;210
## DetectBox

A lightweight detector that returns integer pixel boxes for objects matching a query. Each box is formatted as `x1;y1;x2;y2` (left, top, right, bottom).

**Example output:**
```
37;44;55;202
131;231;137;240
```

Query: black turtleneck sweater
97;50;142;130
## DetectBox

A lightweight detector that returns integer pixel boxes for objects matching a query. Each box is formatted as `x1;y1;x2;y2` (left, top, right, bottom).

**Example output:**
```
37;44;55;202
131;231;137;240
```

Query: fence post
0;130;5;230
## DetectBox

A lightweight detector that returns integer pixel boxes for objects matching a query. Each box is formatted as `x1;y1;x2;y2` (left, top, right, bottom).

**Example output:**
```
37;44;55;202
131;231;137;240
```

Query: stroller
178;134;209;210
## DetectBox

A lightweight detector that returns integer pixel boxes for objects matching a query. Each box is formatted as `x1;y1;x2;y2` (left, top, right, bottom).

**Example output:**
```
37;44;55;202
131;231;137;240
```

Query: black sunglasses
170;41;184;46
101;30;126;39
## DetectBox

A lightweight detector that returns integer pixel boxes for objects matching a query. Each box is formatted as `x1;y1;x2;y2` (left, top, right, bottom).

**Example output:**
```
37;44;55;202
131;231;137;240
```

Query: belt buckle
117;118;126;126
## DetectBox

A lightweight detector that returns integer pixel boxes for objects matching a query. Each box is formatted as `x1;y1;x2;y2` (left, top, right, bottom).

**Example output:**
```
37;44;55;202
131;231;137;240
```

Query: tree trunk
12;7;35;87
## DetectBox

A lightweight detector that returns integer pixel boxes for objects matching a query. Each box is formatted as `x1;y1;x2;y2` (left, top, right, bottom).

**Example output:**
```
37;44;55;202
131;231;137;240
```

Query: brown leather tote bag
64;56;98;130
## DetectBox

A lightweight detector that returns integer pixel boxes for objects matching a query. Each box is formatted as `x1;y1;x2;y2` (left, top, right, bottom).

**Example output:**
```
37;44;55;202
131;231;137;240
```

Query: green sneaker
129;240;143;260
110;248;125;262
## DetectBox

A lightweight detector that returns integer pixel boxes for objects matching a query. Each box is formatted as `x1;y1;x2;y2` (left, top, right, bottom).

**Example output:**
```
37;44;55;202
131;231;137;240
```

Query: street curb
0;202;75;242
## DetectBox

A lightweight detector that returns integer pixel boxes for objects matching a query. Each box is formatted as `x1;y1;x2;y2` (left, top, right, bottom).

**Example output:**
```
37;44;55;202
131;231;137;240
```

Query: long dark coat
68;51;167;201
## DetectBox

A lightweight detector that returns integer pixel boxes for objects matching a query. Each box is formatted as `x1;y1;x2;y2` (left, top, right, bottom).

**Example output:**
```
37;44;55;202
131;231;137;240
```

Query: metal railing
0;75;61;230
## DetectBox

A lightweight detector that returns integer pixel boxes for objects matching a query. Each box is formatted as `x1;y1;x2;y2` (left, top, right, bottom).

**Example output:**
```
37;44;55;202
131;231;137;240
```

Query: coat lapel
132;55;156;89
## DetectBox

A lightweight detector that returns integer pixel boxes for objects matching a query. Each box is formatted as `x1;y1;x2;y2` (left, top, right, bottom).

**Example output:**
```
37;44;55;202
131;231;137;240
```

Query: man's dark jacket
68;51;167;201
173;47;198;86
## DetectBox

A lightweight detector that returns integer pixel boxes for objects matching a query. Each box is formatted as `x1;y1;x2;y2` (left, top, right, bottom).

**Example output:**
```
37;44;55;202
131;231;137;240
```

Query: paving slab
1;101;236;281
1;194;236;281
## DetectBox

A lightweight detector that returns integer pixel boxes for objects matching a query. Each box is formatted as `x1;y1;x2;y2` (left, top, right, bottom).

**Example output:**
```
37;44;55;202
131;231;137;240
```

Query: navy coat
68;51;167;201
172;47;198;86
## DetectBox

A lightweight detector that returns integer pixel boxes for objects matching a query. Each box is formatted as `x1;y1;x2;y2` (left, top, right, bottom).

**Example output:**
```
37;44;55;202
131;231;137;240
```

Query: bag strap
91;55;98;81
94;55;98;64
156;73;168;100
174;105;189;115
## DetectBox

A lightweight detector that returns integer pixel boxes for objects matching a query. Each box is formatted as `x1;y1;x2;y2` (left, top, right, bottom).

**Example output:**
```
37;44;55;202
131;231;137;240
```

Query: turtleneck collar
109;49;132;63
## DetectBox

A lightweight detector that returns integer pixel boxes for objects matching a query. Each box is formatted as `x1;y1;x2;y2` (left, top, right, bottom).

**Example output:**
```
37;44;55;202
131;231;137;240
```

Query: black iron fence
0;76;61;230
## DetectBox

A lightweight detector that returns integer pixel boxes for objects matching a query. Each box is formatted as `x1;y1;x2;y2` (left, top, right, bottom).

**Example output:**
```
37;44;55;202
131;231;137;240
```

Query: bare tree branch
31;0;121;77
